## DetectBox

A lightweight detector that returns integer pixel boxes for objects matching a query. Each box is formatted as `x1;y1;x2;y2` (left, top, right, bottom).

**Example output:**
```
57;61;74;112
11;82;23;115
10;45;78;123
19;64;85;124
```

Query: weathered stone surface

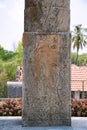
22;33;71;126
23;0;71;126
25;0;70;9
24;1;70;32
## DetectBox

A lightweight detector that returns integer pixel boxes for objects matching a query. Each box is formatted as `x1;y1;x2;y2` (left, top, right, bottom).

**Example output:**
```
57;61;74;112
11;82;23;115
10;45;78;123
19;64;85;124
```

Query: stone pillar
22;0;71;126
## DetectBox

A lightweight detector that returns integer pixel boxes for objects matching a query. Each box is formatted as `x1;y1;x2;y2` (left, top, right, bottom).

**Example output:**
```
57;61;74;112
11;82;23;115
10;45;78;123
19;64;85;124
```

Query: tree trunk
76;49;79;65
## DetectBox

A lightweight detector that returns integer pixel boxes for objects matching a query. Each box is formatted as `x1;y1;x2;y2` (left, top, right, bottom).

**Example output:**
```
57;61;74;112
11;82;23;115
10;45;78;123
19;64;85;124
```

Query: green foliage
71;53;77;64
71;53;87;66
14;41;23;66
78;54;87;66
4;61;18;81
0;60;4;73
0;71;8;98
0;45;15;61
0;41;23;98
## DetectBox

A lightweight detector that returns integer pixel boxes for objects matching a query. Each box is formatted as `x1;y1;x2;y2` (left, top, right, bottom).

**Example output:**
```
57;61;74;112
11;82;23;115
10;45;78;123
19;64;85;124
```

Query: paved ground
0;117;87;130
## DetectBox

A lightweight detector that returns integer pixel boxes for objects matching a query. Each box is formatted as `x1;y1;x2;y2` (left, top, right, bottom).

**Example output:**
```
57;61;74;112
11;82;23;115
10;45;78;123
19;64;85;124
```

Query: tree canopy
0;41;23;98
0;45;15;61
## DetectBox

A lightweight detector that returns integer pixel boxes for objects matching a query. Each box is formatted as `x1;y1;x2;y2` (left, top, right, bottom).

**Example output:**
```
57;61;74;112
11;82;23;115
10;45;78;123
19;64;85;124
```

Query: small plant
71;99;87;117
0;98;22;116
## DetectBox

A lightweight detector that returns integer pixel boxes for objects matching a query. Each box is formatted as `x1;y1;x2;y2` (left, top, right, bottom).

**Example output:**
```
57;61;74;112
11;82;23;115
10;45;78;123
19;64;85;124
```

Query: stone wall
7;82;22;98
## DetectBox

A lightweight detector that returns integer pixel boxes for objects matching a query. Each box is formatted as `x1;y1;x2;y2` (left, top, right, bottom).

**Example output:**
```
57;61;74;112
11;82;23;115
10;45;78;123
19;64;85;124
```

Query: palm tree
72;24;87;64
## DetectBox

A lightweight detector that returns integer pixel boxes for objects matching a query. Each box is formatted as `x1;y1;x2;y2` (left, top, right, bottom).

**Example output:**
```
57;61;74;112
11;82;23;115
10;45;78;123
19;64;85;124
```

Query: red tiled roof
71;64;87;91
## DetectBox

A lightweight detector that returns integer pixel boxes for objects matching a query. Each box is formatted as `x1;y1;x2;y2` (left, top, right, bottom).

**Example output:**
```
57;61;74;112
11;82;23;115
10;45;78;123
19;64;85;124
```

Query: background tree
71;52;77;65
0;45;15;61
0;41;23;98
71;52;87;66
14;41;23;65
72;24;87;64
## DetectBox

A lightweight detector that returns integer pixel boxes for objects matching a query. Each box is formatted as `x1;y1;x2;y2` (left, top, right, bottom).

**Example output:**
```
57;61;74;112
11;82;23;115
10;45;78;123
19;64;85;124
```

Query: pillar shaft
22;0;71;126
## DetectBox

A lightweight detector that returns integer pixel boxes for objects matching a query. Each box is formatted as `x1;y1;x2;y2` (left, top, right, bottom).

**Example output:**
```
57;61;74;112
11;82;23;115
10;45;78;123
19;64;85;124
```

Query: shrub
0;98;22;116
71;99;87;117
0;72;8;98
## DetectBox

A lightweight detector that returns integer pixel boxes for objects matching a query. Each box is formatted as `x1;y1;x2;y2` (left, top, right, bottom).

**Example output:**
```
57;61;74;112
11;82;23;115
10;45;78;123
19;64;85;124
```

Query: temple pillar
22;0;71;126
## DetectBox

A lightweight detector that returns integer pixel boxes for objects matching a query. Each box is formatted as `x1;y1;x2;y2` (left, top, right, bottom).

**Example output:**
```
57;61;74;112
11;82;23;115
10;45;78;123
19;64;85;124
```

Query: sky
0;0;87;53
0;0;24;51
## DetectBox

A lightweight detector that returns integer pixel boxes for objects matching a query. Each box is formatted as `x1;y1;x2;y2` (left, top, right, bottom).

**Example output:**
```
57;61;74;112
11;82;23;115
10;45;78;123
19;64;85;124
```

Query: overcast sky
0;0;87;53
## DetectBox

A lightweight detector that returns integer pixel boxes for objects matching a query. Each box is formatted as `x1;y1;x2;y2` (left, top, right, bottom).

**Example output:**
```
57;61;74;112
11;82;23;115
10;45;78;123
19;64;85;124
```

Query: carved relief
34;35;58;78
24;0;70;32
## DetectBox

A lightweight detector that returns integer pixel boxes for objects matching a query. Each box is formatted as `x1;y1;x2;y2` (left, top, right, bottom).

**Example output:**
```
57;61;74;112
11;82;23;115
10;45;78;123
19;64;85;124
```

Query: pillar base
22;32;71;126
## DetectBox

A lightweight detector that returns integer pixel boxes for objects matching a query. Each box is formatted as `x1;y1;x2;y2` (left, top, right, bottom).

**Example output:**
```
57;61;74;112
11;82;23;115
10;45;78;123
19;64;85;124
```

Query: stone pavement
0;117;87;130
